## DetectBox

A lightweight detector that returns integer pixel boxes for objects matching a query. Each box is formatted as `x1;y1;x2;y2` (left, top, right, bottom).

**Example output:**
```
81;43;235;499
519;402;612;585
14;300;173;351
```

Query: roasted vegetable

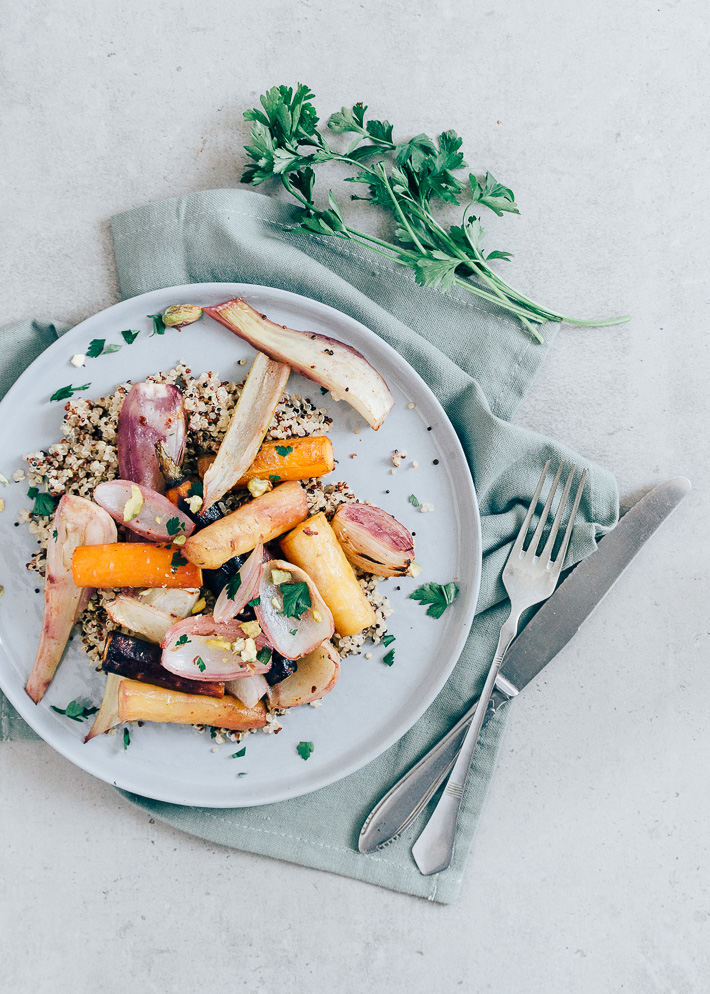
102;631;225;697
155;441;223;528
72;543;202;589
202;352;290;510
225;674;269;709
85;673;122;741
266;642;340;709
213;542;263;623
117;678;267;731
25;495;117;703
182;481;309;570
280;512;377;637
255;559;334;659
264;649;297;686
204;298;394;429
161;614;271;681
197;435;335;489
105;591;199;644
117;382;186;493
93;480;195;542
331;502;415;576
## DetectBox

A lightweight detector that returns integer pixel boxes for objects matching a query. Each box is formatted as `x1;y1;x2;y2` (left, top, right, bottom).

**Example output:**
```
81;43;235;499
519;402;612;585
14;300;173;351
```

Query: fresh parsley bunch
241;84;628;342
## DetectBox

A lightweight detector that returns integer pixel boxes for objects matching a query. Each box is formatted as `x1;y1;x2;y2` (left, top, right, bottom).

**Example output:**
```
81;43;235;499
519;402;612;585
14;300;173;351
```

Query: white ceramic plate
0;283;481;807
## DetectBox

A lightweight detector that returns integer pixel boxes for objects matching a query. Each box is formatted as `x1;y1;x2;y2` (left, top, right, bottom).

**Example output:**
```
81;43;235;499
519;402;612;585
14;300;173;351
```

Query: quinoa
20;362;392;672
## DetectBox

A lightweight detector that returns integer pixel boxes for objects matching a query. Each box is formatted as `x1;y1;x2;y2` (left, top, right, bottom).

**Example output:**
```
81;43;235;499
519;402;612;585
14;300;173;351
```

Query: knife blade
358;477;691;854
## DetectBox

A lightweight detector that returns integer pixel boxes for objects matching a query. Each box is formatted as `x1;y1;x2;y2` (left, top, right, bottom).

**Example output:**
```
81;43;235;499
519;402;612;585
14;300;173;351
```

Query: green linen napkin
0;189;618;903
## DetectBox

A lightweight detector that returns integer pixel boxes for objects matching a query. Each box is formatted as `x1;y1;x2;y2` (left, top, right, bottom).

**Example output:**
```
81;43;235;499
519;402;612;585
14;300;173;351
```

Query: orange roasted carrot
197;435;334;489
72;543;202;589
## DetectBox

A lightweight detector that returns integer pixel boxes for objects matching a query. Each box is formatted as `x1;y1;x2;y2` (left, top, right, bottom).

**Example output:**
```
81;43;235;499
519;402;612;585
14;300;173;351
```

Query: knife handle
358;688;511;853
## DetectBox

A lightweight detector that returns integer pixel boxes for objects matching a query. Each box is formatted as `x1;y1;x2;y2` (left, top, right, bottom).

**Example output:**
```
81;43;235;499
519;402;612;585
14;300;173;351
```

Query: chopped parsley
50;383;90;402
383;648;395;666
248;596;261;607
275;445;293;457
408;493;420;507
281;581;311;619
289;629;297;636
170;550;188;570
236;771;248;778
86;338;121;358
320;386;328;395
166;516;185;536
225;573;242;600
121;329;140;345
148;312;166;336
196;656;206;672
123;727;131;750
50;699;99;722
269;474;281;483
230;747;246;759
52;529;58;541
256;646;271;666
175;634;191;646
409;581;459;619
188;479;204;498
296;740;314;761
27;487;59;516
381;633;396;647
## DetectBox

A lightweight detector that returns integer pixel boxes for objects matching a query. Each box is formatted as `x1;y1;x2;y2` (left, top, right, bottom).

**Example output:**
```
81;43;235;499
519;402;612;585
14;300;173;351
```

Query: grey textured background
1;1;708;991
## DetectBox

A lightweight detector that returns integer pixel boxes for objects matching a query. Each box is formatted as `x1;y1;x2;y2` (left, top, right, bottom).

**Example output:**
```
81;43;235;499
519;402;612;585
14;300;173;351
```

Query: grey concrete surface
1;1;708;991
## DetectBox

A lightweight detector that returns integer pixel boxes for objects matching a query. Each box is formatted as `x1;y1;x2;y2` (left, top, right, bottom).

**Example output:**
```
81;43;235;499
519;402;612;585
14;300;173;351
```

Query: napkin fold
0;189;618;903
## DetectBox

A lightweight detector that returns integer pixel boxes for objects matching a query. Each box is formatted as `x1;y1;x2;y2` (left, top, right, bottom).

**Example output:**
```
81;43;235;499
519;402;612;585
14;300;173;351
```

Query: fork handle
411;617;519;875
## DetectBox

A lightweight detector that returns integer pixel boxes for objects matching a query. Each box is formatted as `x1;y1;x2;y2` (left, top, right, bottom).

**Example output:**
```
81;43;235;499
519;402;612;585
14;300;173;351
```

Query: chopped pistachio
185;494;203;514
240;620;262;639
271;596;281;609
0;474;9;487
205;638;232;651
312;609;322;623
241;638;258;663
231;638;246;654
123;484;144;522
0;498;4;512
172;534;186;546
247;477;272;499
409;561;423;577
271;568;292;586
191;597;207;615
162;304;203;328
70;353;86;367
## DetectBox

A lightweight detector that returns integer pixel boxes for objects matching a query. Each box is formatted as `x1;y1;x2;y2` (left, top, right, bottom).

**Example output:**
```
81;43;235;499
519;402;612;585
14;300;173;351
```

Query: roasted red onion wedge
161;615;271;682
225;673;269;709
94;480;195;542
213;542;264;624
266;642;340;709
204;298;395;430
25;495;117;703
202;352;289;510
255;559;334;660
331;503;415;577
117;382;186;493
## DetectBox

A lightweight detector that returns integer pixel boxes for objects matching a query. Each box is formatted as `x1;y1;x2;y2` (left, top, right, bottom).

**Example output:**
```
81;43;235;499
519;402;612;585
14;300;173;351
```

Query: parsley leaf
166;516;184;536
50;383;90;402
175;634;191;646
86;339;122;358
32;491;59;516
320;386;328;395
269;474;281;483
50;699;99;722
382;633;396;647
383;648;395;666
230;747;246;758
188;479;204;498
275;445;293;457
52;529;58;541
408;494;420;507
289;629;297;636
296;740;314;761
248;596;261;607
225;573;242;600
281;581;311;619
148;313;166;336
196;656;206;672
409;581;459;619
123;727;131;750
170;550;188;570
121;329;140;345
256;646;271;666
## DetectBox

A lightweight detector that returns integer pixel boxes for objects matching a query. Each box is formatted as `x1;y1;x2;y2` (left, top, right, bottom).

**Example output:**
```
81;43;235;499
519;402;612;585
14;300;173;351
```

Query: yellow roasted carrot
197;435;334;489
117;678;267;730
72;543;202;589
183;480;309;570
280;512;377;638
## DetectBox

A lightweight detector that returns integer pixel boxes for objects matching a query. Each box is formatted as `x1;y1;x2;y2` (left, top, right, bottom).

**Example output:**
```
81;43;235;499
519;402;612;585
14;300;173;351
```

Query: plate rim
0;281;482;806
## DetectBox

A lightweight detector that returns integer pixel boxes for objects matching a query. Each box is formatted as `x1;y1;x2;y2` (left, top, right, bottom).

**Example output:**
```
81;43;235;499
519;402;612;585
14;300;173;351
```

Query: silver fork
411;461;588;875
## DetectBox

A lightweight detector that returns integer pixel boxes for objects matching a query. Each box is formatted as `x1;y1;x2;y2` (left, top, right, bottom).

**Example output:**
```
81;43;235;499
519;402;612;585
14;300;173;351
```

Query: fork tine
511;461;550;557
539;462;576;565
550;467;588;572
524;462;563;559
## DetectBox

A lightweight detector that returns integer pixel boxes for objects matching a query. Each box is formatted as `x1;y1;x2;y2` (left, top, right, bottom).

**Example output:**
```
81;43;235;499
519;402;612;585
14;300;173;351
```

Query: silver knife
359;476;691;854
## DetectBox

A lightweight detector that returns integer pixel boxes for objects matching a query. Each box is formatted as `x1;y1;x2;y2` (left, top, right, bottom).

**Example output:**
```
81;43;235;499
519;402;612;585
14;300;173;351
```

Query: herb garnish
275;445;293;457
240;85;628;341
121;330;140;345
148;313;166;336
170;550;188;570
281;582;312;619
256;646;271;666
381;633;396;647
248;596;261;607
196;656;206;672
409;581;459;619
296;740;314;761
230;747;247;759
383;648;395;666
50;383;90;402
52;529;58;541
408;494;420;507
225;573;242;600
175;634;191;646
188;479;204;498
50;699;99;722
86;338;121;358
269;474;281;483
27;487;59;516
123;727;131;750
166;516;185;536
320;386;328;395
